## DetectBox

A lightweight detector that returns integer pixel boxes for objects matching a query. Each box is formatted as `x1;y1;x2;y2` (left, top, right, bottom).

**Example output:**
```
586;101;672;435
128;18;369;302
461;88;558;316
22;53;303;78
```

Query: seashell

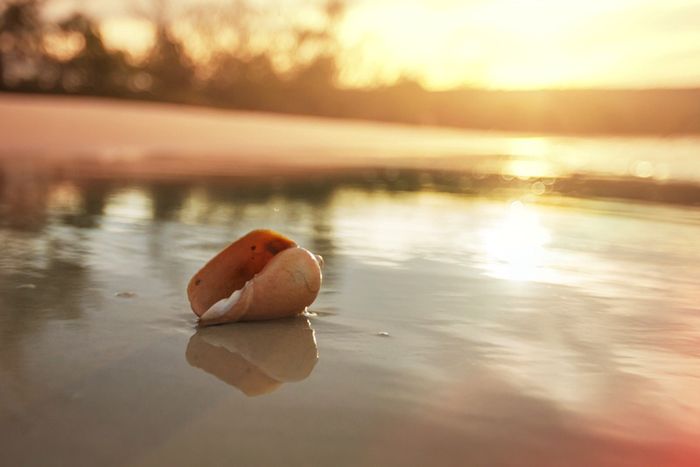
185;316;318;396
187;229;323;325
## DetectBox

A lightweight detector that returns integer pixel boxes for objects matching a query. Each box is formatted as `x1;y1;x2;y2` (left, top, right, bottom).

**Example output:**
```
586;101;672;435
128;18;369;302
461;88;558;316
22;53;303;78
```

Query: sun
73;0;700;90
340;0;658;89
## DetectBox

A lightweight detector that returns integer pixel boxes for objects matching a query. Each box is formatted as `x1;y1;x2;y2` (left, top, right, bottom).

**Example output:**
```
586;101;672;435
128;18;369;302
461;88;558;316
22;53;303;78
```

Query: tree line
0;0;349;110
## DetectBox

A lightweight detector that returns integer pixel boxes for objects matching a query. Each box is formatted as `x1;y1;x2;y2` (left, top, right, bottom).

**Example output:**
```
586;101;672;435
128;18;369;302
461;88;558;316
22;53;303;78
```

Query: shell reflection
185;316;318;396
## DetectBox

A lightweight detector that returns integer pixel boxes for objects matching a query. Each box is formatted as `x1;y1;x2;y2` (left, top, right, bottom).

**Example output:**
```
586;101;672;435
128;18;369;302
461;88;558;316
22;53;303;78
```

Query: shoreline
2;94;700;207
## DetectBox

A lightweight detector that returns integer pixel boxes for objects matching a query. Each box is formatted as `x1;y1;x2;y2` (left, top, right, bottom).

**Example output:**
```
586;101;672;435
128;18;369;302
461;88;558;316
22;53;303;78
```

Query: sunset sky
45;0;700;90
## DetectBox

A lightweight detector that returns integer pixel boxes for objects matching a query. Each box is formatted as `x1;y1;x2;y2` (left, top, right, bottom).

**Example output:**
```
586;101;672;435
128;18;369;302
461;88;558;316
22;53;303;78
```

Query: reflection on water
1;169;700;466
504;137;557;179
104;189;154;222
479;200;552;281
186;317;318;397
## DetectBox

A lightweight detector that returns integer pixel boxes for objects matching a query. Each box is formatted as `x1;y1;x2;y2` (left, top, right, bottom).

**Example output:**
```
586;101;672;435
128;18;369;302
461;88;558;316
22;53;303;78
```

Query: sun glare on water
503;137;556;179
479;201;554;282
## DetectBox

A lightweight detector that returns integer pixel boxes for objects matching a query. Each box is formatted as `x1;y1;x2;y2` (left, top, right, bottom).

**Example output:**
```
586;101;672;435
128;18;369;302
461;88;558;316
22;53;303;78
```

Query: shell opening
201;287;244;321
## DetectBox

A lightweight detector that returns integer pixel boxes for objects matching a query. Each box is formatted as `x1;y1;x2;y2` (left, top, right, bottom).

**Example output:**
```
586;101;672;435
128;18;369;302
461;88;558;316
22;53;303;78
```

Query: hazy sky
46;0;700;90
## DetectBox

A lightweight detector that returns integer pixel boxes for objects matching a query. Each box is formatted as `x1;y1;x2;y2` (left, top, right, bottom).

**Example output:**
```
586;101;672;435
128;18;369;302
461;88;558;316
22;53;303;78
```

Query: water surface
1;179;699;467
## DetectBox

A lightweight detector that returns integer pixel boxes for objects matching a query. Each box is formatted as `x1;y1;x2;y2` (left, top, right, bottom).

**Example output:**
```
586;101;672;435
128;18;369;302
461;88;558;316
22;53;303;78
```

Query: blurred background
3;0;700;132
2;2;700;467
2;0;700;203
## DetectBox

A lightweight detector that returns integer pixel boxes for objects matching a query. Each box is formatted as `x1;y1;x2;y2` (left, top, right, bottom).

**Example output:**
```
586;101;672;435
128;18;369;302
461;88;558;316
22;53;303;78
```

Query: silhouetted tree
58;13;132;95
0;0;46;89
146;24;194;101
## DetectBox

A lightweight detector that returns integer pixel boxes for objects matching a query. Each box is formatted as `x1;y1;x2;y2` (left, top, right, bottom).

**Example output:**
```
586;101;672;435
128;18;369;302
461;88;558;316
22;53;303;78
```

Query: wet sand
1;95;700;466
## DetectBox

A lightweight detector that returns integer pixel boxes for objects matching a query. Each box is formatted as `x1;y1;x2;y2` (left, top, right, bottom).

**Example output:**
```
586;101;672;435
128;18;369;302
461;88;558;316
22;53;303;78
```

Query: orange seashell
187;229;323;325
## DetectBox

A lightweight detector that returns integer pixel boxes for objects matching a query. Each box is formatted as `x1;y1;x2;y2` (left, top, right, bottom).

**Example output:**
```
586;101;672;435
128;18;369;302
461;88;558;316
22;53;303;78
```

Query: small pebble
377;332;390;337
115;291;137;298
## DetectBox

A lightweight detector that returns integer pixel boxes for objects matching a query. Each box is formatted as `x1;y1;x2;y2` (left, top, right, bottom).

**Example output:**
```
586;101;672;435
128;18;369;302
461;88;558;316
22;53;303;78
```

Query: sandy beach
3;94;700;182
1;95;700;466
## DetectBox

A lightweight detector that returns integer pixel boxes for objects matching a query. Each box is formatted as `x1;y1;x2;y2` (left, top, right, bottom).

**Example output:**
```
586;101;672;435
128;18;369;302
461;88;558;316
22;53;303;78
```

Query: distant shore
1;94;699;207
6;86;700;137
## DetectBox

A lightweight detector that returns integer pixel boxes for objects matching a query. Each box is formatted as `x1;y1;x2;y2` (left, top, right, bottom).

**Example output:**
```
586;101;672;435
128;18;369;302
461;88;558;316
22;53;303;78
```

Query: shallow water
1;180;700;467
